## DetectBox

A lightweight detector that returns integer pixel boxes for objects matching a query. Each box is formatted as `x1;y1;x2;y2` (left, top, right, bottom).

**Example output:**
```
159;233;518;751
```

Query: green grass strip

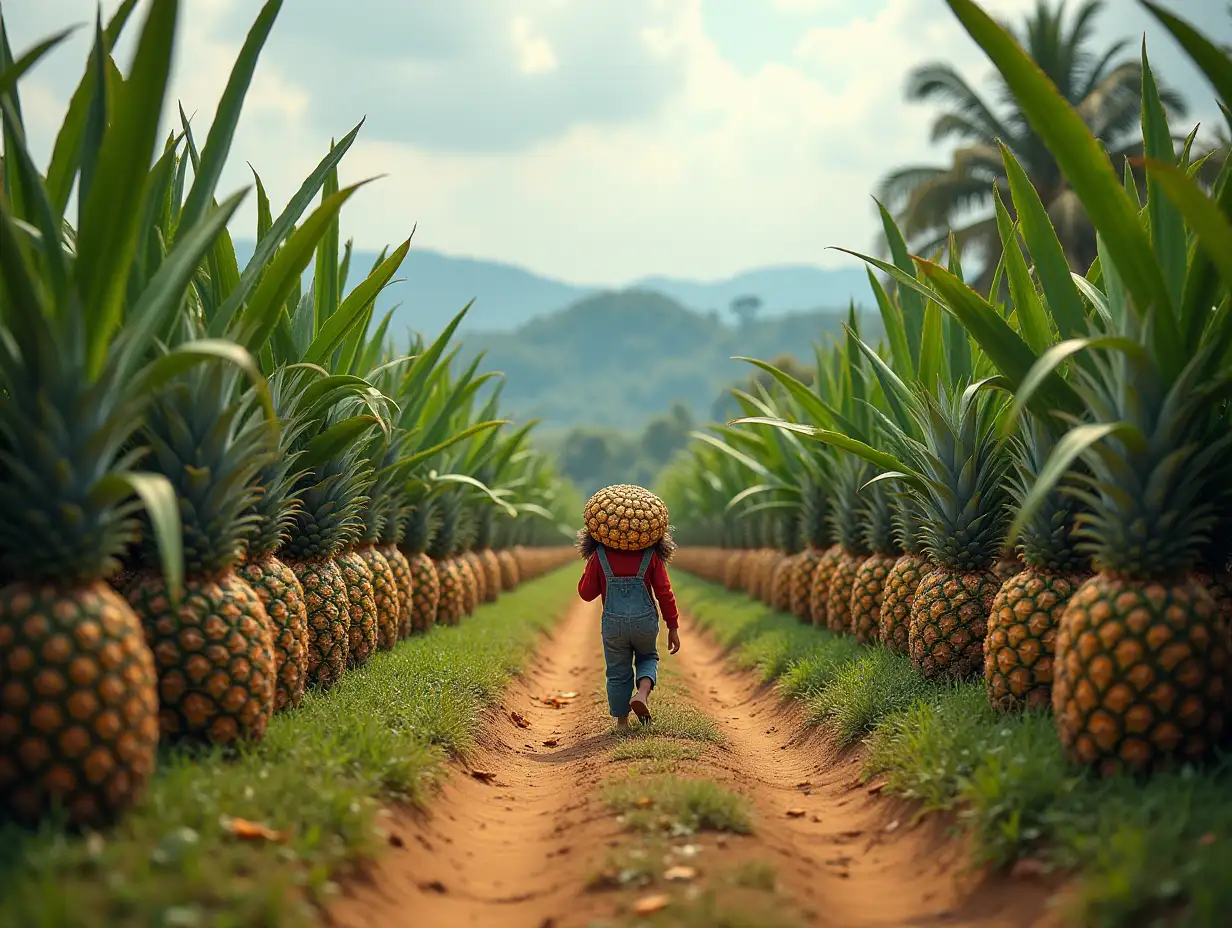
675;572;1232;928
0;569;578;928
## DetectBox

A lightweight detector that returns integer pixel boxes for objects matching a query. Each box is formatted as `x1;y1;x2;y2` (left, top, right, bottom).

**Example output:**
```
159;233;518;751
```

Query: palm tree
878;0;1187;288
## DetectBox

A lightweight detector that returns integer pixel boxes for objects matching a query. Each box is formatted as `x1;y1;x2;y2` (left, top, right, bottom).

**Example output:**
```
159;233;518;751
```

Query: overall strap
635;548;654;579
595;546;615;580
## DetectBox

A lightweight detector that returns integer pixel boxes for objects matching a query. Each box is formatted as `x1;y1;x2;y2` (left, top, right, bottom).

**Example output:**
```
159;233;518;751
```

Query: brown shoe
629;695;651;726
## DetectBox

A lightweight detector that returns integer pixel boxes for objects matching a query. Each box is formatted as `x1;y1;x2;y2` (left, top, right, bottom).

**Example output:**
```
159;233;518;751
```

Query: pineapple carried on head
583;484;669;551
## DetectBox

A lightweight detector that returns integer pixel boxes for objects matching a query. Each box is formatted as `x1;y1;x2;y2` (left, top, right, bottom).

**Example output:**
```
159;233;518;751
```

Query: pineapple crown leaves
0;2;288;595
133;363;274;575
829;454;872;554
859;477;899;556
1006;415;1089;573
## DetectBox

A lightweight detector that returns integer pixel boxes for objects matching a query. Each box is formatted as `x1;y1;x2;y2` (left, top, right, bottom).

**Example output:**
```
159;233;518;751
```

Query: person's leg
604;630;636;723
628;620;660;722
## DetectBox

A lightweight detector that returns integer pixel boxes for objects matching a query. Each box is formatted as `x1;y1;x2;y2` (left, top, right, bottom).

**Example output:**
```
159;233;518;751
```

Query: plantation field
0;570;577;927
671;573;1232;927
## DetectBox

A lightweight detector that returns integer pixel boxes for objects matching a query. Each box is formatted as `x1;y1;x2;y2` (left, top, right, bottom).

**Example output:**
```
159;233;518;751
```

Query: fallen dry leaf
1010;858;1047;880
542;738;560;747
510;711;531;728
663;865;697;882
633;894;671;916
222;817;287;843
795;781;811;789
867;782;885;796
785;808;807;818
884;819;900;832
471;770;498;783
635;796;654;809
557;691;579;699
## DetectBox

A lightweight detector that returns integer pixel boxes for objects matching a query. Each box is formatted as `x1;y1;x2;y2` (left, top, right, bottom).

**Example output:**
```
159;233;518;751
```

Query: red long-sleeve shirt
578;548;679;629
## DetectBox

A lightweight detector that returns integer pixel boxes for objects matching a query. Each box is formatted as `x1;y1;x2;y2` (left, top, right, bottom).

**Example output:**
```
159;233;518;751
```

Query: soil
329;598;1066;928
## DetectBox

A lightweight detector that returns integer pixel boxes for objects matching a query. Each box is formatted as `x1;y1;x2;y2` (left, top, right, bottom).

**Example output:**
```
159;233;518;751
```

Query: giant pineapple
879;495;931;653
792;478;829;623
237;372;311;713
908;385;1010;681
124;367;277;746
281;447;371;690
984;418;1088;713
825;457;871;635
402;502;441;630
850;479;900;645
430;494;464;626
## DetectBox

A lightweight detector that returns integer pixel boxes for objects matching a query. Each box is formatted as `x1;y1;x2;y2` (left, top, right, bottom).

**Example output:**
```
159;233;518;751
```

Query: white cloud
7;0;1228;288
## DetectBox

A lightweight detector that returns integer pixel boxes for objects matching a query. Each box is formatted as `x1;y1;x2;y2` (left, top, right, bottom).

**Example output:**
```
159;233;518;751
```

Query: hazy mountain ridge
231;241;873;334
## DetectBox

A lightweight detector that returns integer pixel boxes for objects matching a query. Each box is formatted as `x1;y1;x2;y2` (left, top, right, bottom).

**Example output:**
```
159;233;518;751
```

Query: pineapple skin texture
338;551;378;668
238;555;308;713
378;543;414;639
770;555;795;612
358;546;400;651
850;553;897;645
808;545;843;629
496;550;520;592
435;558;464;626
409;552;441;630
791;548;823;622
1052;574;1229;775
0;582;160;828
983;567;1085;713
288;557;350;691
879;554;929;653
463;551;487;607
126;572;275;745
478;549;502;603
825;550;863;634
456;555;479;614
909;566;1000;680
723;551;746;591
583;484;669;551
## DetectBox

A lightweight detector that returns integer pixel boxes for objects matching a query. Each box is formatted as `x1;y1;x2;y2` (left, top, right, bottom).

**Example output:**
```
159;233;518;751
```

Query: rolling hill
231;241;873;335
457;289;884;431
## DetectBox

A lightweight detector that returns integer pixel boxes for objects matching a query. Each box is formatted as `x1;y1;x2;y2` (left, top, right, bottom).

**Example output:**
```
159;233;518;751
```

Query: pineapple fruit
825;458;871;635
878;496;931;654
281;449;371;690
338;550;379;666
792;479;829;623
984;419;1088;713
123;368;276;746
908;386;1010;681
403;503;442;631
850;480;900;645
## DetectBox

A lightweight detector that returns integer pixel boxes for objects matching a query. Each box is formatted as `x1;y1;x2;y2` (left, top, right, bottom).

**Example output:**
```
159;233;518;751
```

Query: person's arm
578;555;602;601
649;556;679;629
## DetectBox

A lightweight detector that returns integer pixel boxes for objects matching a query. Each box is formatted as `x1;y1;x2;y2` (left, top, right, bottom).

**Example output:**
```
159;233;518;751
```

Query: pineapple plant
984;419;1088;713
850;479;901;645
905;386;1010;680
924;0;1232;770
378;500;415;639
338;549;379;666
791;478;829;623
0;0;265;822
879;496;931;653
825;457;872;635
769;508;801;613
123;367;277;746
281;446;369;690
402;503;441;631
431;492;465;626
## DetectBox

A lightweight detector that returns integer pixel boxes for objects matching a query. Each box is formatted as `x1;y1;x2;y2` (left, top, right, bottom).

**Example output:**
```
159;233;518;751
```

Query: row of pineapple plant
0;0;574;831
668;0;1232;778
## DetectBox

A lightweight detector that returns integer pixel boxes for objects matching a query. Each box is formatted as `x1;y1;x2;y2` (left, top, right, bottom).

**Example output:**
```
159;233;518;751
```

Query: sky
7;0;1231;287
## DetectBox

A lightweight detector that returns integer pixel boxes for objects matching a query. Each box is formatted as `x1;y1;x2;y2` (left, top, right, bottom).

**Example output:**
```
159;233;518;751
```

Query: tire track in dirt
330;597;618;928
669;613;1064;928
332;596;1065;927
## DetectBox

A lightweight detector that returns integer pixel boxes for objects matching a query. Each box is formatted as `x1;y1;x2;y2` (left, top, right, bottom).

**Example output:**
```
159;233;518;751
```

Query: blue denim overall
597;547;659;717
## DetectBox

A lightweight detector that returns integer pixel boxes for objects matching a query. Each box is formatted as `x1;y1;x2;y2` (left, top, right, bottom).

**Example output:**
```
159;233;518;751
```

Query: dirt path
331;598;1063;928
